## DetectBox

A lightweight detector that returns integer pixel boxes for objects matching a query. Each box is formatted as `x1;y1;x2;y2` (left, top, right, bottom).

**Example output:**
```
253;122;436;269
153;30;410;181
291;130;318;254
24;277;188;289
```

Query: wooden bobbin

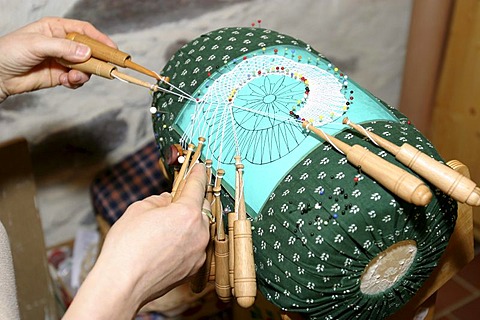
228;211;237;295
205;159;214;203
234;219;256;308
214;190;231;302
66;32;130;66
172;143;194;200
302;121;432;206
344;117;480;206
213;186;225;241
66;32;162;80
233;159;256;308
209;258;216;283
190;221;216;294
214;237;230;302
58;57;115;79
229;155;242;294
189;137;206;171
210;170;225;228
212;169;225;221
211;167;226;289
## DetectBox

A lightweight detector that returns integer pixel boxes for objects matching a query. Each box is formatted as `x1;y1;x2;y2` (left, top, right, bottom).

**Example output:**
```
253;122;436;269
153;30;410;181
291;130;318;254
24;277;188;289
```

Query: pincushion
150;27;457;319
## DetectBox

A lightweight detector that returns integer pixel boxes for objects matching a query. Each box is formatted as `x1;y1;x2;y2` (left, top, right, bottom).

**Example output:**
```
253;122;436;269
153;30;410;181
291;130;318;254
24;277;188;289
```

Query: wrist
63;256;142;319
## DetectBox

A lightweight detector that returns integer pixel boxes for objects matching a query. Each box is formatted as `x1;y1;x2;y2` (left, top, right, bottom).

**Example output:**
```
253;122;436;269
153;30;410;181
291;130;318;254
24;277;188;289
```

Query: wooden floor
434;243;480;319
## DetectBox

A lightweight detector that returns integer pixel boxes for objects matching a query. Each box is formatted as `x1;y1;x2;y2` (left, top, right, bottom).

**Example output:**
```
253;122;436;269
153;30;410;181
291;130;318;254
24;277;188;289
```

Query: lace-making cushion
151;27;457;319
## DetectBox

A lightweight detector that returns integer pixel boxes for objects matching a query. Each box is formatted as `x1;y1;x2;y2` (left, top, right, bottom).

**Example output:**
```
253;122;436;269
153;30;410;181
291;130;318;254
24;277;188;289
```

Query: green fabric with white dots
253;120;456;319
151;27;457;320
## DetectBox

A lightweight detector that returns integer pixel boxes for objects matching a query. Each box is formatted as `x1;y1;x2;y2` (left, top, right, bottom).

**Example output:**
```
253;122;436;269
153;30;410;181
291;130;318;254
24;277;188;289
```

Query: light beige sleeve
0;221;20;320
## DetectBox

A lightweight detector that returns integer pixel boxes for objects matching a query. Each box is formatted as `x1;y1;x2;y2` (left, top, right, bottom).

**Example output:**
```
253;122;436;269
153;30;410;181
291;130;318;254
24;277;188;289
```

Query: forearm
62;257;141;320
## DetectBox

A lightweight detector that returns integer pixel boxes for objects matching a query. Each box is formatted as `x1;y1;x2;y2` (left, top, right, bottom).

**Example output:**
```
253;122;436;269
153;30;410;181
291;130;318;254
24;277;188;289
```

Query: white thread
156;85;197;102
228;106;241;158
359;124;379;146
305;122;345;155
323;132;345;155
112;73;129;84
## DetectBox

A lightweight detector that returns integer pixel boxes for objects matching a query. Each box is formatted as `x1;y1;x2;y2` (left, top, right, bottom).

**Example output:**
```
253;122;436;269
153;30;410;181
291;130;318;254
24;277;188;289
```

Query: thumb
176;163;207;208
33;36;91;62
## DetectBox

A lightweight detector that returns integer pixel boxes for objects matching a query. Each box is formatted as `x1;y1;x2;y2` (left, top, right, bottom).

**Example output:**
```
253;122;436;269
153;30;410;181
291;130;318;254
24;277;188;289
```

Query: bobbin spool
66;32;161;80
211;170;225;276
174;137;206;201
63;32;174;93
212;169;225;222
302;121;433;206
228;210;237;294
189;149;216;294
171;143;194;200
233;159;256;308
205;159;214;203
213;186;231;302
229;156;242;294
343;117;480;206
58;58;162;91
190;221;216;294
188;137;206;171
206;167;216;283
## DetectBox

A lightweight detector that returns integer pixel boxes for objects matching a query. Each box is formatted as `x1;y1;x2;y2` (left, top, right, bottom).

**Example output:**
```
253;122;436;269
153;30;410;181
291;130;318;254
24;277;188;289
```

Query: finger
33;17;117;49
59;70;90;89
175;163;207;209
67;70;90;84
31;36;92;62
143;193;173;208
126;193;173;213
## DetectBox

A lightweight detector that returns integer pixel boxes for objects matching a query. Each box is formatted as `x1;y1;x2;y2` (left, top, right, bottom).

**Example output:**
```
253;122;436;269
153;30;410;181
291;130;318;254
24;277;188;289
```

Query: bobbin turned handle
344;118;480;206
234;219;256;308
347;145;432;206
396;144;480;206
215;237;231;302
172;143;195;200
228;211;237;293
303;121;432;206
66;32;130;67
58;57;115;79
190;222;216;293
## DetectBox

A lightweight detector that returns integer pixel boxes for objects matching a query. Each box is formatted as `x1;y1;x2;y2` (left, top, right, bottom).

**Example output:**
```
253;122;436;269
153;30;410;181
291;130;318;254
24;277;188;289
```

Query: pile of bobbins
169;137;257;309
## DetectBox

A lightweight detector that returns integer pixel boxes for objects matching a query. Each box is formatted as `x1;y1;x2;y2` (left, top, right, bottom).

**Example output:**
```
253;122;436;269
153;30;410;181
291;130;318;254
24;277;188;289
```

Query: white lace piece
181;54;347;165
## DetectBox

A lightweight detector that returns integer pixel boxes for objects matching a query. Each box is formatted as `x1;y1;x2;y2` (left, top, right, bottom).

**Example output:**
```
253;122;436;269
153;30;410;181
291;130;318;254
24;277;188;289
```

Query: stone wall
0;0;413;246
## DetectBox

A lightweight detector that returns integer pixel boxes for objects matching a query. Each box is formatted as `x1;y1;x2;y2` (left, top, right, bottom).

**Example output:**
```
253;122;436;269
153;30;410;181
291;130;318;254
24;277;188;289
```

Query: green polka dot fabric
151;27;457;319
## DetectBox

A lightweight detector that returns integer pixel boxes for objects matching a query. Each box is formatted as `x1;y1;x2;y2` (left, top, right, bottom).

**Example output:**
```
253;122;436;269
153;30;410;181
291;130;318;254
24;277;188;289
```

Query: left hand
62;164;211;319
0;17;116;102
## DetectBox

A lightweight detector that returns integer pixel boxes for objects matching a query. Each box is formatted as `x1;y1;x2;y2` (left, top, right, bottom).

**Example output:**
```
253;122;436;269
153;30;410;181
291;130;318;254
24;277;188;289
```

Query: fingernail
72;71;81;82
75;44;90;58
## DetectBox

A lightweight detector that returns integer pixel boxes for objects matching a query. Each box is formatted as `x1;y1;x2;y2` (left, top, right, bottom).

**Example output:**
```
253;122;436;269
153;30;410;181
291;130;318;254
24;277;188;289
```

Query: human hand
0;17;116;102
63;163;211;319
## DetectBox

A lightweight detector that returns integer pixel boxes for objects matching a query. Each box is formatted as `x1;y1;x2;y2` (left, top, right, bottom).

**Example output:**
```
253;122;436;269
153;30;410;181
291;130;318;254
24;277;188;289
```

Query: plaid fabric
90;141;171;225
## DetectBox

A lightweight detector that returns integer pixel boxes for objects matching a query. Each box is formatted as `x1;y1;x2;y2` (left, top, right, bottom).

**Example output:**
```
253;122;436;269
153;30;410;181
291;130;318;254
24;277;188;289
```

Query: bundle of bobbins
167;137;257;309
